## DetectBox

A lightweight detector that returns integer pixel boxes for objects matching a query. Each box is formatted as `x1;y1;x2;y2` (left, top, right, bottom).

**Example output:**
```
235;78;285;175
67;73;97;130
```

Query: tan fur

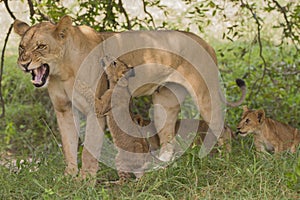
79;59;159;182
237;106;300;153
14;16;113;177
14;16;246;178
101;98;159;182
82;59;233;182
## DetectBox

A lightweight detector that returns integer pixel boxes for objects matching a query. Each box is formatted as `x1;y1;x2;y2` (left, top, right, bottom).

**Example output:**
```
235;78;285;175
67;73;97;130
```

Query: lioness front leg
55;109;79;176
80;113;105;178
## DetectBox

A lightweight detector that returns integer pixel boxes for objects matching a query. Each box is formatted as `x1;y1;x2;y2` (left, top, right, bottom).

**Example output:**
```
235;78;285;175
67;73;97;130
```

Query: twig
41;118;63;155
240;0;268;98
27;0;35;18
1;0;17;118
37;9;51;21
142;0;156;29
271;0;299;51
4;0;16;20
118;0;132;30
0;24;14;118
27;0;51;21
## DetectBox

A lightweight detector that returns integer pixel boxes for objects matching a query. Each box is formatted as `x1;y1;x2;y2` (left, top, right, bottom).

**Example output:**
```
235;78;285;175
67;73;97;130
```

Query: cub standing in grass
77;57;235;182
236;106;300;153
77;58;161;183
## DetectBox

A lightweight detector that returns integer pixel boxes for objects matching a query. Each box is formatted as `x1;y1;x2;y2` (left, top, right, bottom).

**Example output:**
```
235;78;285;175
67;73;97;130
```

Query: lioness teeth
31;79;42;84
31;66;45;84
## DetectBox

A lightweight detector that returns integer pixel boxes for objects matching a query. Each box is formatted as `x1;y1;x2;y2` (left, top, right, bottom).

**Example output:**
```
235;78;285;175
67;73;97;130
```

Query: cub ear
13;19;30;36
242;105;249;113
54;15;73;39
256;109;265;123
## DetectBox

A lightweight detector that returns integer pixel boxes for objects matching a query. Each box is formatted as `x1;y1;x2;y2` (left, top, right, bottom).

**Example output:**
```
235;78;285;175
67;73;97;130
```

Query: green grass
0;139;299;199
0;41;299;199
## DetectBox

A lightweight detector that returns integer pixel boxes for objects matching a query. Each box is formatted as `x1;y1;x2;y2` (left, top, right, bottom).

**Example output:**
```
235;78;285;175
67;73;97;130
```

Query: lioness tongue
32;66;45;84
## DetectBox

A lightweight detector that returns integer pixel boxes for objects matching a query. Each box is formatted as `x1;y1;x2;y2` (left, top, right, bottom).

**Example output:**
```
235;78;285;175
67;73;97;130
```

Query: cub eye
37;44;47;50
245;119;250;124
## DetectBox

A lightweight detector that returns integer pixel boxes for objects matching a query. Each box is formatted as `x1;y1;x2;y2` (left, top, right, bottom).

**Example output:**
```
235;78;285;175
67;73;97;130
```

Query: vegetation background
0;0;299;199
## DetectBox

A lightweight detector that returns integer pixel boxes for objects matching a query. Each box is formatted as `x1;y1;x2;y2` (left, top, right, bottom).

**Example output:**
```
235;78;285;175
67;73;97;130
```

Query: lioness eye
37;44;47;50
19;45;24;53
245;119;250;124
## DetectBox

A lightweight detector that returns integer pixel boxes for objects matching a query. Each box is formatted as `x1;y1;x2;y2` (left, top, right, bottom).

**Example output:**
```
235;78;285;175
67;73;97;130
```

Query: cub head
100;56;134;88
236;106;266;136
13;16;73;87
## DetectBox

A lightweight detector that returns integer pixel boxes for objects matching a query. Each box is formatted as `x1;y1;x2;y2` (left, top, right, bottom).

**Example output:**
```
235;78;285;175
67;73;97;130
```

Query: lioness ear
54;15;73;39
13;19;30;36
256;109;265;123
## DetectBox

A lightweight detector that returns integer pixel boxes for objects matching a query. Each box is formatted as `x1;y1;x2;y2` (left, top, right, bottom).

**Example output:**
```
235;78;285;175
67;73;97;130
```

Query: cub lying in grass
237;106;300;153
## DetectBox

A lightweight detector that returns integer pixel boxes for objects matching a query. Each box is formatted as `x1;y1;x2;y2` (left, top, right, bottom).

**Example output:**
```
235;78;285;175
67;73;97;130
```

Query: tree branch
271;0;299;50
142;0;156;29
240;0;268;98
27;0;36;18
4;0;16;20
27;0;51;21
0;24;14;118
118;0;132;30
0;0;18;118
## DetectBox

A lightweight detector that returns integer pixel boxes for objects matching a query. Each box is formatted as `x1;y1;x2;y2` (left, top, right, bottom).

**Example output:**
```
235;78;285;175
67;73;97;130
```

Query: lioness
237;106;300;153
13;16;246;178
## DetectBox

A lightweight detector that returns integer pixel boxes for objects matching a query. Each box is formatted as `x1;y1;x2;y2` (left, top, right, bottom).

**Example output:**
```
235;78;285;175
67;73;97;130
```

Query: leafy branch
240;0;268;98
118;0;132;30
142;0;156;29
270;0;299;50
27;0;51;21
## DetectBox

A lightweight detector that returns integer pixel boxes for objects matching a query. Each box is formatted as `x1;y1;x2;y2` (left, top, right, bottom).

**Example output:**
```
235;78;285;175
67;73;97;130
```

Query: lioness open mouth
31;64;50;87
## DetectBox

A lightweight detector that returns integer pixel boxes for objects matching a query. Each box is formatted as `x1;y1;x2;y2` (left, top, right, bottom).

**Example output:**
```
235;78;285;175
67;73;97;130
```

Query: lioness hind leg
193;89;224;157
80;147;99;178
152;85;184;162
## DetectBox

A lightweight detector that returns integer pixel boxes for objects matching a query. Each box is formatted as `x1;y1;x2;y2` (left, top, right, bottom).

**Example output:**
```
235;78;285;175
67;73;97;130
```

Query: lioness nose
20;62;30;72
235;127;241;135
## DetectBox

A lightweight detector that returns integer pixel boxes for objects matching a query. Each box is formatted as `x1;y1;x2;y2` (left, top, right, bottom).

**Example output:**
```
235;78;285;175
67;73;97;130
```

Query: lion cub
95;58;160;183
237;106;300;153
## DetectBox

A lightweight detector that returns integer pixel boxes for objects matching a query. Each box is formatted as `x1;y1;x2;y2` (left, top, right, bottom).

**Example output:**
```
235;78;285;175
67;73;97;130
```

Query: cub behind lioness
237;106;300;153
94;58;160;182
93;58;235;182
